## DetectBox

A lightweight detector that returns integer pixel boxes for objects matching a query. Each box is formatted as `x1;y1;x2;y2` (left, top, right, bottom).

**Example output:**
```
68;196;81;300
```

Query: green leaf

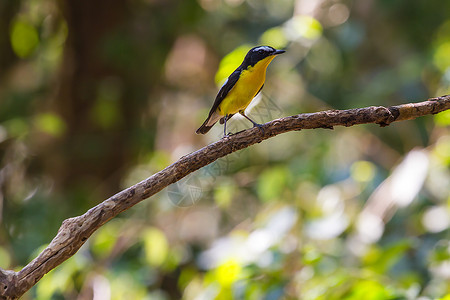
215;45;252;85
257;166;290;202
10;20;40;58
142;227;169;267
363;240;413;273
434;109;450;127
35;113;66;137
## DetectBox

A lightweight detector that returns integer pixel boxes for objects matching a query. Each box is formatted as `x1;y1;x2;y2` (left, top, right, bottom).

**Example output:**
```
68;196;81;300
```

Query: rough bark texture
1;95;449;299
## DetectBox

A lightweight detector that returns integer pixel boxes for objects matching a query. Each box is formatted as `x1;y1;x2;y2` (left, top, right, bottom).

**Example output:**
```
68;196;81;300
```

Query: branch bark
1;95;449;299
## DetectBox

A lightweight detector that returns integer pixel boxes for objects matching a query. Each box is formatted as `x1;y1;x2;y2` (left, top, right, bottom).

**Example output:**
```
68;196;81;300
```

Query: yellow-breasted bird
196;46;285;136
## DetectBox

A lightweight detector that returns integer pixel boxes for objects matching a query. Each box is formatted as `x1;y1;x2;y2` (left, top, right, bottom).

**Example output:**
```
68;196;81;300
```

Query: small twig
0;95;449;299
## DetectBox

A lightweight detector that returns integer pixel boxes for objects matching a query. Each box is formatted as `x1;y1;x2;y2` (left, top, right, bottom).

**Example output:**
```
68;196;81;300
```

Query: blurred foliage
0;0;449;299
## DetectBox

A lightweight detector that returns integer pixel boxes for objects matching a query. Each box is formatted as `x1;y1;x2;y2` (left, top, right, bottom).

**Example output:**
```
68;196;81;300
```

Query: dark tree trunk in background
0;0;20;77
47;0;173;202
55;0;128;196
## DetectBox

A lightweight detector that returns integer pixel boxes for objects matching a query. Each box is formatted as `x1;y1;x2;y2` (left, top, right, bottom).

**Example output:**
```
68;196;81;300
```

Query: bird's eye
258;50;264;54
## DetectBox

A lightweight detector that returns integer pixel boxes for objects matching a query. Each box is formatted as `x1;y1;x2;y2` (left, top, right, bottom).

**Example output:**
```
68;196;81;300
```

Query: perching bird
196;46;285;136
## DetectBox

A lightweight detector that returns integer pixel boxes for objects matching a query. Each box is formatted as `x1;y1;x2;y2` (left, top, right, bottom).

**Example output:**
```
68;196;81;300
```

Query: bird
196;46;285;136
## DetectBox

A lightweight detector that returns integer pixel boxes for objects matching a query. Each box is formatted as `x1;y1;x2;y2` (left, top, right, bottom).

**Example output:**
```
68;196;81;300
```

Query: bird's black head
243;46;286;67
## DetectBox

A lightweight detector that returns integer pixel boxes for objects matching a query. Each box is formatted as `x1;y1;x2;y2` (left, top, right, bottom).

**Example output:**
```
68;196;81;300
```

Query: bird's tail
196;111;221;134
196;121;214;134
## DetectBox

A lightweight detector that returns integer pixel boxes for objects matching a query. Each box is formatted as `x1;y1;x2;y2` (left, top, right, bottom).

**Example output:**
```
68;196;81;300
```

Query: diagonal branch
1;95;449;299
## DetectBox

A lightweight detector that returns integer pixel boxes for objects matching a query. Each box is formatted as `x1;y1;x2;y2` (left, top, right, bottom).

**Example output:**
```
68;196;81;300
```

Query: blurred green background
0;0;449;299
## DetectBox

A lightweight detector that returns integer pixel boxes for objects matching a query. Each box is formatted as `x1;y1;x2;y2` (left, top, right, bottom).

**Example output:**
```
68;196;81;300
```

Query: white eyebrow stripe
253;46;273;52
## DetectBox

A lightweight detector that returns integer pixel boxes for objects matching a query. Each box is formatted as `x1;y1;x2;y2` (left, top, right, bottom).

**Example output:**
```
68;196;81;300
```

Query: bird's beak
273;49;286;55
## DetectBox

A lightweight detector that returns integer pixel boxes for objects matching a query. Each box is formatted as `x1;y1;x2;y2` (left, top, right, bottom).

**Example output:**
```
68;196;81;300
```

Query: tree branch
1;95;449;299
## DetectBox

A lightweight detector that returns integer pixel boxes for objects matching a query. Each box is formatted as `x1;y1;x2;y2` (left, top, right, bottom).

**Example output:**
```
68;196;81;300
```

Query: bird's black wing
207;68;241;118
196;67;242;134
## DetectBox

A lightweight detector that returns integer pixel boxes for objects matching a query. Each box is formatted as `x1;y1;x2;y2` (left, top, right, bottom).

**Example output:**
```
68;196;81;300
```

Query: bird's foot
253;123;265;134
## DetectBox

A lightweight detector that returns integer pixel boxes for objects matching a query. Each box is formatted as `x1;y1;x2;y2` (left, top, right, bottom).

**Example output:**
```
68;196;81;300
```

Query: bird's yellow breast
218;55;276;116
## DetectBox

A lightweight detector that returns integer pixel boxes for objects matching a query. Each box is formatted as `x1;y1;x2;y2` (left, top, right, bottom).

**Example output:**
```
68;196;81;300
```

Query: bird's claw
253;123;265;134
